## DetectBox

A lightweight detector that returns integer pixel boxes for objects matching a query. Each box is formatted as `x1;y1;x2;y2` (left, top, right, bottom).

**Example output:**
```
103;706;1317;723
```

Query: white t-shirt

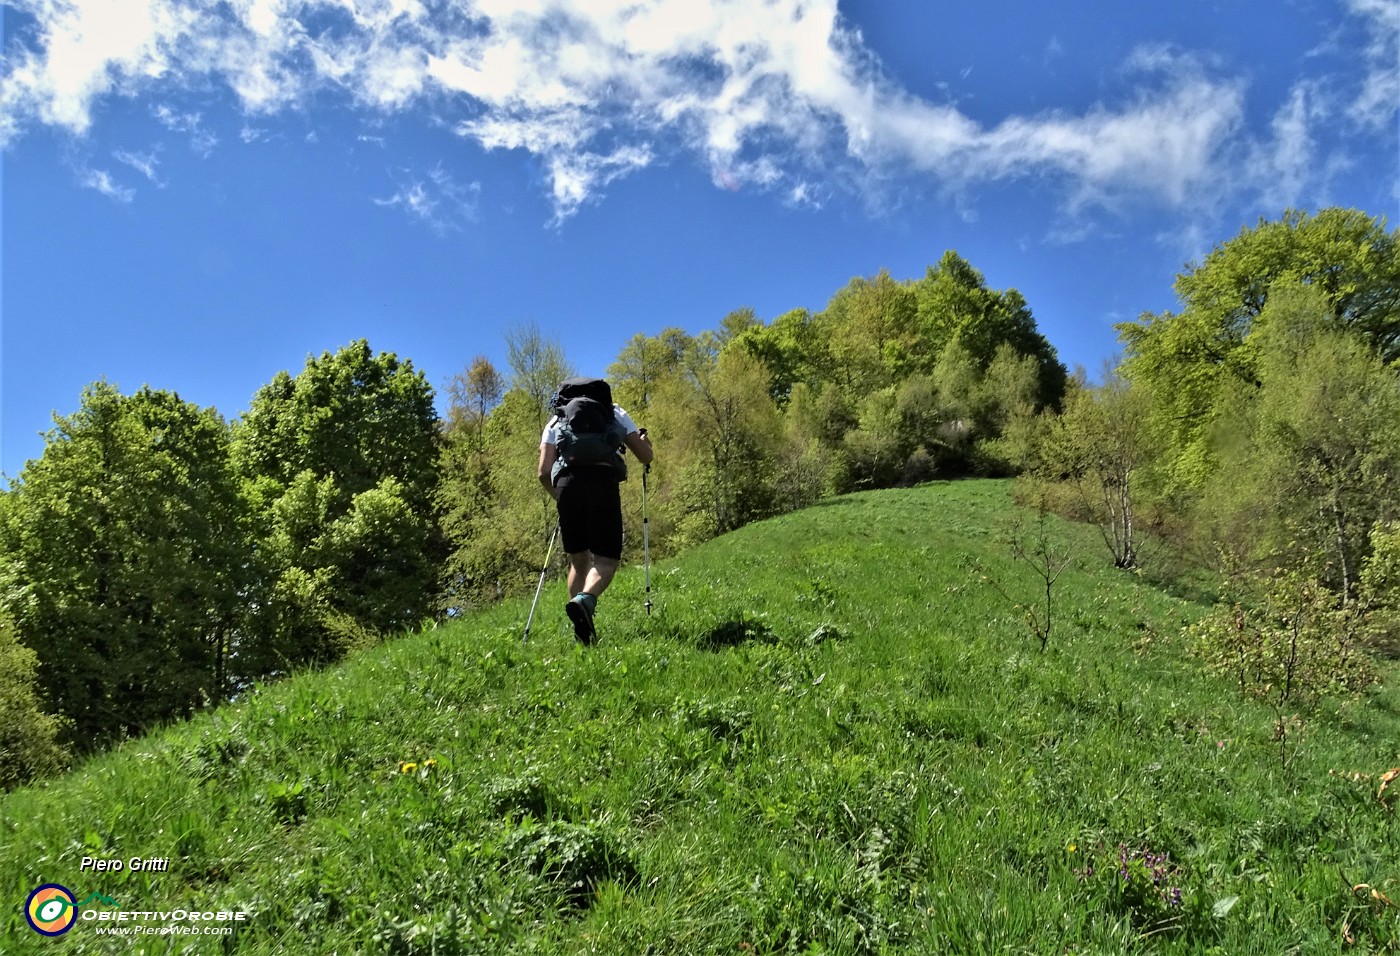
540;405;638;446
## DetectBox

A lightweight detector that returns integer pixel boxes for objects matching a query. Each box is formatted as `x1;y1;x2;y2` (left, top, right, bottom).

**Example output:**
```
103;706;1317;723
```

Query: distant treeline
4;208;1398;789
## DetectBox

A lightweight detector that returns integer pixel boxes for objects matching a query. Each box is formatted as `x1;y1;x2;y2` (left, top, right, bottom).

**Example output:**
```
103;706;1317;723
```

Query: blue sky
2;0;1397;482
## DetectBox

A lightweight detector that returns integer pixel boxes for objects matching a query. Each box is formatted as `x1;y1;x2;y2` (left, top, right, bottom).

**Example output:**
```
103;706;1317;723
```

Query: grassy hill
4;480;1397;954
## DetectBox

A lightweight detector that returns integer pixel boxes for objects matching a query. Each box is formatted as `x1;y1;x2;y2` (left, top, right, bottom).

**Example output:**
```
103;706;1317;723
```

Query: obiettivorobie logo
24;884;119;936
24;882;250;937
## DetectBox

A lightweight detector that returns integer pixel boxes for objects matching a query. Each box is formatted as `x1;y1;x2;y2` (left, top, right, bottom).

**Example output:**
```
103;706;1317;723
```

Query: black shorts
556;468;623;560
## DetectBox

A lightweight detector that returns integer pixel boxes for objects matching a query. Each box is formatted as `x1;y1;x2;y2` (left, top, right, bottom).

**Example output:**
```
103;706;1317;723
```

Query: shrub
1192;566;1378;767
0;614;68;789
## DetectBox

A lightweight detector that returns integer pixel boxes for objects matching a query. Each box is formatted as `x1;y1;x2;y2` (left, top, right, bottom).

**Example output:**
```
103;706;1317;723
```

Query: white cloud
0;0;1385;223
1342;0;1399;130
787;180;826;210
542;145;653;224
374;163;480;232
6;0;197;132
114;147;162;181
1244;80;1331;214
79;168;135;201
375;178;433;217
152;104;218;154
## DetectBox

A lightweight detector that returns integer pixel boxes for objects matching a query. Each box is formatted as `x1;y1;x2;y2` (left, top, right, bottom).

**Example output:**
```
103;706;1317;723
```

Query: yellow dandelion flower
399;761;417;774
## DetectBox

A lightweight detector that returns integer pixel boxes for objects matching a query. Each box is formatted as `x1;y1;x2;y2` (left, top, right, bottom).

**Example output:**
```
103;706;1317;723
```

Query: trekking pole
523;523;560;642
642;462;652;616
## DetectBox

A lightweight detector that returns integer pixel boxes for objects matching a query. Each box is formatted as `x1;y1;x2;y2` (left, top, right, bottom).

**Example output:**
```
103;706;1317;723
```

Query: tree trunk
1329;480;1353;605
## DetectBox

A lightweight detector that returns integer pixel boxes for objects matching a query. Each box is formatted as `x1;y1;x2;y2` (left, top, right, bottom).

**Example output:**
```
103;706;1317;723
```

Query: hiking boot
566;596;597;645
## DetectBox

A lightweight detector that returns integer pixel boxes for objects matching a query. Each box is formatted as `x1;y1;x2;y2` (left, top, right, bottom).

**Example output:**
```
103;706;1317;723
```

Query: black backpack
549;378;627;483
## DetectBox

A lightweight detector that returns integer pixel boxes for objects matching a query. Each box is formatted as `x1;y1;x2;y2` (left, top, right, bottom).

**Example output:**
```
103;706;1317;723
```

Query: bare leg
583;556;620;597
567;551;593;598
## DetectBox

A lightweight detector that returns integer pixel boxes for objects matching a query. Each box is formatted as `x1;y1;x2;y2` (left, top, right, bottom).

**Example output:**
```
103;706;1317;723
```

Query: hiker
538;378;653;644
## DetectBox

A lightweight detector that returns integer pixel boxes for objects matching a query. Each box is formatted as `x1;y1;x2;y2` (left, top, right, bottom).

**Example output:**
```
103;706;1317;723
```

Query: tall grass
3;480;1397;954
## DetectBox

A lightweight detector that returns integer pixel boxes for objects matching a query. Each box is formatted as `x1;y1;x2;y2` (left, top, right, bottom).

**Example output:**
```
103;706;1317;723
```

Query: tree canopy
1118;208;1400;495
0;384;246;746
234;340;444;666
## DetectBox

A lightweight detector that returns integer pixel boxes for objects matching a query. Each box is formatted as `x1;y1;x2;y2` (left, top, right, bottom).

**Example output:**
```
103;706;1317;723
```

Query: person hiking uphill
538;377;653;644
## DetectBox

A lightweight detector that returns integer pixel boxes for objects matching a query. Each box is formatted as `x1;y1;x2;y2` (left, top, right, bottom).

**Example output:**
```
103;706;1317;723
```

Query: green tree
717;306;760;345
608;327;690;414
236;340;440;509
1113;306;1228;494
234;341;443;664
927;335;982;471
729;311;797;405
439;389;558;610
652;343;783;542
505;321;575;420
914;251;1067;408
1118;208;1400;495
439;326;580;613
0;383;246;746
820;269;920;395
445;355;504;439
719;255;1065;491
776;382;847;511
1040;369;1156;569
977;344;1041;435
0;610;69;789
1198;283;1400;598
1172;208;1400;363
842;387;905;489
1359;522;1400;654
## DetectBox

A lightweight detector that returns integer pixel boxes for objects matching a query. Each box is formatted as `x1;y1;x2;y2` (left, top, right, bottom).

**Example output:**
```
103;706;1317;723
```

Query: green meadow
4;480;1397;954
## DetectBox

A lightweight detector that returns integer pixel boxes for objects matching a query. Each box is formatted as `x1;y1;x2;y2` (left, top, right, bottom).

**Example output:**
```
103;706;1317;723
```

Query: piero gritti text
81;856;171;873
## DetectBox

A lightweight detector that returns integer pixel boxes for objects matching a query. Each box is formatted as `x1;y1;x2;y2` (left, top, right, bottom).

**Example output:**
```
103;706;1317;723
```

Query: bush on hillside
0;613;69;789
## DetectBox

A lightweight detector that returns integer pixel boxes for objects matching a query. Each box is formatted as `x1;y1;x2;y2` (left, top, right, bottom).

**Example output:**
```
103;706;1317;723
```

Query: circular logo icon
26;884;78;936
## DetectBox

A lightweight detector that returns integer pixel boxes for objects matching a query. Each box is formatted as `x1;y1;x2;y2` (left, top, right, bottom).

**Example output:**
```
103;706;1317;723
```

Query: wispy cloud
114;147;161;182
1242;79;1347;215
78;168;135;202
375;164;481;233
1342;0;1400;131
788;180;825;210
930;50;1245;212
152;104;218;155
0;0;1386;223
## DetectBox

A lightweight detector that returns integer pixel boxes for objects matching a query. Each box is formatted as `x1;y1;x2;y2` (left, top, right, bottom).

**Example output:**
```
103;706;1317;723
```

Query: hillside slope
4;480;1397;954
